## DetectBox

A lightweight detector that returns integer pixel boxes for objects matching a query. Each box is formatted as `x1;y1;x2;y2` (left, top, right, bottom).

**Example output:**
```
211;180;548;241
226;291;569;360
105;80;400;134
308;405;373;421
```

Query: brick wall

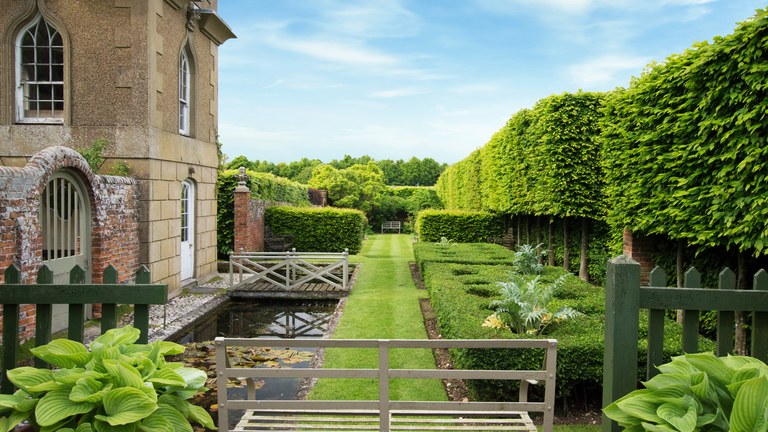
0;146;140;342
623;229;656;285
233;185;266;253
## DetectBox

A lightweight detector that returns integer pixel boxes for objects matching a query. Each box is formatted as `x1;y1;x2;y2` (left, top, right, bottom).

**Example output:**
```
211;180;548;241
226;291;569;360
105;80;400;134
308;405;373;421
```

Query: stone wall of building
0;0;232;295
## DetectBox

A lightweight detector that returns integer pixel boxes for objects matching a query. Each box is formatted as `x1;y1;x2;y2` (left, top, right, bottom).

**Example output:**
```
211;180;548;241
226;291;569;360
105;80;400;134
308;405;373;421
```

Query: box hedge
415;243;714;404
265;206;366;254
415;209;504;243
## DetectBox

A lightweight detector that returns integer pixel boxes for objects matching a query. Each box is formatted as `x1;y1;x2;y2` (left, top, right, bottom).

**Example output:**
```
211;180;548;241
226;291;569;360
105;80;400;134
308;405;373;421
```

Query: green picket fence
602;255;768;432
0;264;167;394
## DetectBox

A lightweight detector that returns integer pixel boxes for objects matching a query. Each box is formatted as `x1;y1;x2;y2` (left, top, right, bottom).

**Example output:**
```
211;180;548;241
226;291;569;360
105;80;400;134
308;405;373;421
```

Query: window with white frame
16;15;64;123
179;49;191;135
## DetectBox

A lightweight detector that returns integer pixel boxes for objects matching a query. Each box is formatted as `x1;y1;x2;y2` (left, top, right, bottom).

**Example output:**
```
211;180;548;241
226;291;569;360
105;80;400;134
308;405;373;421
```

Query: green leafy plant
485;274;581;335
604;352;768;432
76;138;108;172
513;243;547;275
0;326;215;432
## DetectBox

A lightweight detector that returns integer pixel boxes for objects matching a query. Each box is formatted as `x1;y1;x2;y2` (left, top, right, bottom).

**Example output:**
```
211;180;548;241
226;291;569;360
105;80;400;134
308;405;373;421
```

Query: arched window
16;15;64;123
179;48;192;135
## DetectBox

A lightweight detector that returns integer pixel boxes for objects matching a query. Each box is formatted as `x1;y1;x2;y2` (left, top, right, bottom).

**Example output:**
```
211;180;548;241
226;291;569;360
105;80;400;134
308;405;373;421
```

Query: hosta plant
604;352;768;432
513;243;547;275
485;274;581;335
0;326;215;432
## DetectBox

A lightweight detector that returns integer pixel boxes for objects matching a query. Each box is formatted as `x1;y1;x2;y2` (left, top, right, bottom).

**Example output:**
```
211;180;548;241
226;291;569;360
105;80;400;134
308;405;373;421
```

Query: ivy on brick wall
217;169;311;257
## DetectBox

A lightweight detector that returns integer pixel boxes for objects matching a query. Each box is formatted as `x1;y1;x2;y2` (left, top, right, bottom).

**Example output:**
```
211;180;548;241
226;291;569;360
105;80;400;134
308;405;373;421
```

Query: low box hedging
415;209;504;243
412;242;515;274
265;206;366;254
416;246;714;404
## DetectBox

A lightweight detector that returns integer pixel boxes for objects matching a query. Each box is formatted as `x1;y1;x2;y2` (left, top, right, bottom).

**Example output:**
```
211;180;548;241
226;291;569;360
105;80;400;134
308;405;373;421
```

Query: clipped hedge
217;169;310;256
265;206;366;254
412;242;514;275
415;209;504;243
415;243;714;403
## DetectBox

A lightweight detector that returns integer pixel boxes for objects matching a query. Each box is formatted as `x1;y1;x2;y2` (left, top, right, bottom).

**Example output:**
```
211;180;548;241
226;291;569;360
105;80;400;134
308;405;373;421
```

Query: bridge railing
229;249;349;291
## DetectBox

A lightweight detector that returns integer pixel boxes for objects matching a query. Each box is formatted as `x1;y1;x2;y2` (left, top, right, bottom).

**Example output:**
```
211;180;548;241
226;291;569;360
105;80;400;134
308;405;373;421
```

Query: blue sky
217;0;765;165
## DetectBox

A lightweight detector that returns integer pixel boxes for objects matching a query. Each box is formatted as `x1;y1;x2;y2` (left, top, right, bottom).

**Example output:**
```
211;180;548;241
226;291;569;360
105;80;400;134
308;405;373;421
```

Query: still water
172;299;339;428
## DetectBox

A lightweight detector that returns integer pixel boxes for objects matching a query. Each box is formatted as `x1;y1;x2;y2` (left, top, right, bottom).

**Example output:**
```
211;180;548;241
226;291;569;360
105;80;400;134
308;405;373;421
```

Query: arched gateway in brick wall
0;146;140;341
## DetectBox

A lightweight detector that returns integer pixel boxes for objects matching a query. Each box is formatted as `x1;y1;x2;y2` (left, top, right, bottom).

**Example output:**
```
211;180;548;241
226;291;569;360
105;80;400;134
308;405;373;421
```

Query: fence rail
229;249;349;291
1;263;167;394
215;338;557;432
602;255;768;432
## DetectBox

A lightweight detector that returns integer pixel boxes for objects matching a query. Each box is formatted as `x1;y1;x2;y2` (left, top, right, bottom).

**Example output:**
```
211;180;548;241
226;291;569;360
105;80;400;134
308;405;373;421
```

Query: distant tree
330;154;373;170
376;159;403;185
309;162;386;213
225;155;254;171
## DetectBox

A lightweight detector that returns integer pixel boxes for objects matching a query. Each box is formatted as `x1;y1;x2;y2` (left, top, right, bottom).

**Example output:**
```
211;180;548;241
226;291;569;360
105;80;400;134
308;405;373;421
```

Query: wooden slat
639;287;768;311
67;265;86;342
751;270;768;362
2;265;21;394
101;266;119;333
646;267;666;379
35;265;54;368
134;266;152;344
716;268;736;356
681;268;700;353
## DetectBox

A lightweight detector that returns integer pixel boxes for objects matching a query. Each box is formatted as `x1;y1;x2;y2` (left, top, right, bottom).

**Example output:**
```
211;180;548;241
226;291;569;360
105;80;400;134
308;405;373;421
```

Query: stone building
0;0;235;337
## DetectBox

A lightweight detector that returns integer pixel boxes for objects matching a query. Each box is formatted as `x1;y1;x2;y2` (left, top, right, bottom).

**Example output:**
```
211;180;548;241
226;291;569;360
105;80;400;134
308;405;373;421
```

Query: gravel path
83;274;230;344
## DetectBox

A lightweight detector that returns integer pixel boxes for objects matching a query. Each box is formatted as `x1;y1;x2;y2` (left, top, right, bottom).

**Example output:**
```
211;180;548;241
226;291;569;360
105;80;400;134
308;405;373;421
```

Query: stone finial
237;167;248;187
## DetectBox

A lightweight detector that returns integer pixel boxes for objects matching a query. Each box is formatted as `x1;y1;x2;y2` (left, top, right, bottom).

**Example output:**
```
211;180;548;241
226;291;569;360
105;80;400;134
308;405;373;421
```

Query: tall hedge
602;8;768;253
217;169;311;256
265;206;366;254
415;209;504;243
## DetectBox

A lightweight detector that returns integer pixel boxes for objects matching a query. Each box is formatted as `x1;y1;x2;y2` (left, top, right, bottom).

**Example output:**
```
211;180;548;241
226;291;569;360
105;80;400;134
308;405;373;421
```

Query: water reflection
174;299;338;343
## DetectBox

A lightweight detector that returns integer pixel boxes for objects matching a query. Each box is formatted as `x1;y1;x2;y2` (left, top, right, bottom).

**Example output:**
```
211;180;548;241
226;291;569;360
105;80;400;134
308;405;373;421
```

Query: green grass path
309;234;446;401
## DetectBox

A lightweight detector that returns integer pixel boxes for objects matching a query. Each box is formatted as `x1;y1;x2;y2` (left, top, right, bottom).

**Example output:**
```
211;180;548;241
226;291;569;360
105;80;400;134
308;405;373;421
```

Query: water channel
172;299;339;428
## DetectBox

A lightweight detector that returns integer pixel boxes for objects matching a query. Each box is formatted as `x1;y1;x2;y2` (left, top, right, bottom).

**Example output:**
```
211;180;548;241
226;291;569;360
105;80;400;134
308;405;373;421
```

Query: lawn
309;234;446;401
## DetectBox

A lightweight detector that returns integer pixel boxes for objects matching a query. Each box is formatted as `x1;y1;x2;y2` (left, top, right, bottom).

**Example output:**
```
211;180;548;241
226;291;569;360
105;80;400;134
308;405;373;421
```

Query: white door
180;180;195;281
40;170;91;333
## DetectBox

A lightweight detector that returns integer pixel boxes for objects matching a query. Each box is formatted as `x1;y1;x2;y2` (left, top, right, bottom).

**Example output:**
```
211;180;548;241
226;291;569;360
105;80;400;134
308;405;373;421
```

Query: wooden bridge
228;250;353;300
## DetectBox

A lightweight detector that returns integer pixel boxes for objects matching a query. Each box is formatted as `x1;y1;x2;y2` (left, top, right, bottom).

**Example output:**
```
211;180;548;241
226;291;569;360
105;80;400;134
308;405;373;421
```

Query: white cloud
264;35;399;66
322;0;421;38
449;83;498;94
262;79;284;89
369;87;426;98
568;54;649;88
475;0;596;15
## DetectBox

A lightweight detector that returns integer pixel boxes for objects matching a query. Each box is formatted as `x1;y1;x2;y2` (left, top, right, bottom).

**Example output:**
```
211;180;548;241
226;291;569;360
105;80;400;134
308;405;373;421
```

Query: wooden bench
263;226;294;252
381;221;401;233
215;338;557;432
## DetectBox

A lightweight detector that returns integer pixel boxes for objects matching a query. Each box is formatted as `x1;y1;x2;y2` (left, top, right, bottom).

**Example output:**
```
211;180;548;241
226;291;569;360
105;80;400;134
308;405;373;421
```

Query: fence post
602;255;640;432
752;270;768;362
2;265;21;394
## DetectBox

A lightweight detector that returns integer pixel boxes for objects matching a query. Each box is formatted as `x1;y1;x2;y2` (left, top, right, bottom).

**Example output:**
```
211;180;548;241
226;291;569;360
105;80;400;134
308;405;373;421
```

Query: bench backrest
215;337;557;432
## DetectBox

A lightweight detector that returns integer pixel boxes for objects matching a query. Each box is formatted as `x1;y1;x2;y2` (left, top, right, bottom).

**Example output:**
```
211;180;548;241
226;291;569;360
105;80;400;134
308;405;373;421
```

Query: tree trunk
676;240;684;323
525;215;531;244
734;250;748;355
578;217;589;282
548;219;555;266
516;216;521;247
535;216;542;245
563;218;570;272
